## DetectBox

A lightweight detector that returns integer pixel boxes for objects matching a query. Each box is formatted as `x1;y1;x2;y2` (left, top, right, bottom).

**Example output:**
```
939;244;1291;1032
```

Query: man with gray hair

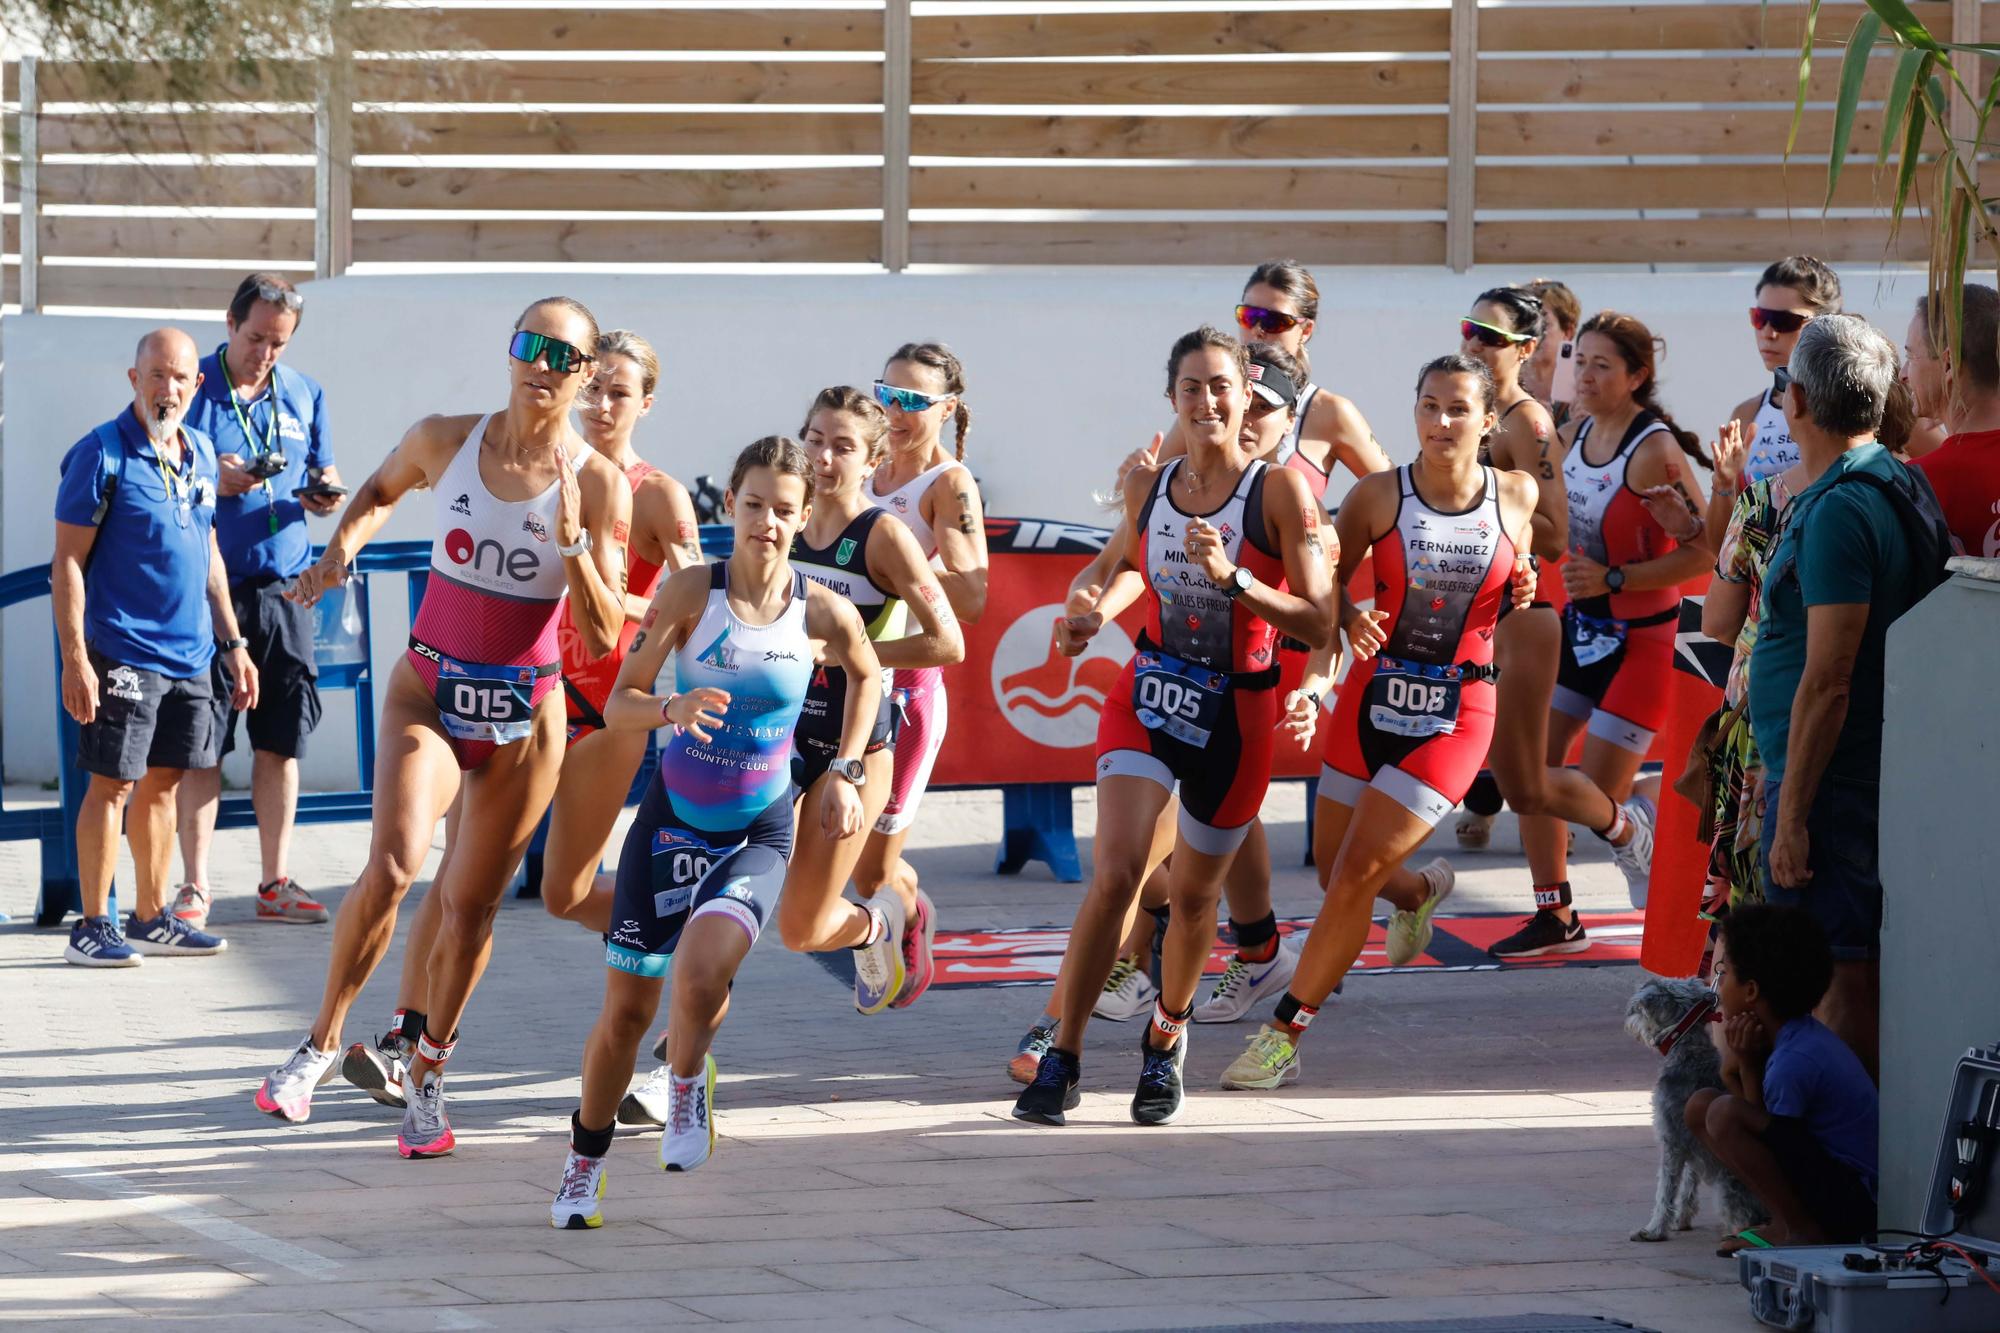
1749;313;1935;1083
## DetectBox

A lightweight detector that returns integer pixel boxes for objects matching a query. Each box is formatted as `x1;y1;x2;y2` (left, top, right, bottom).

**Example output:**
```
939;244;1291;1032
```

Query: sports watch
1223;566;1254;599
217;636;249;652
1605;566;1626;593
828;758;867;787
557;530;593;559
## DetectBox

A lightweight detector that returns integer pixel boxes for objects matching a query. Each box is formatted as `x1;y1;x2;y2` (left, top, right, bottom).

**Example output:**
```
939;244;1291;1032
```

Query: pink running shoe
255;1040;338;1122
891;888;937;1009
397;1069;456;1159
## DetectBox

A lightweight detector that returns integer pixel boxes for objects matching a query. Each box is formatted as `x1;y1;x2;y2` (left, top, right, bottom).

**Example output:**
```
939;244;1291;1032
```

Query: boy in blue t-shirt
1689;904;1879;1255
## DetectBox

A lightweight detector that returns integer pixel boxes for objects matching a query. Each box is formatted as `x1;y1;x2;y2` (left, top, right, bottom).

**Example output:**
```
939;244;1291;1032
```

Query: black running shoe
1012;1049;1081;1126
1488;908;1589;959
1131;1032;1187;1126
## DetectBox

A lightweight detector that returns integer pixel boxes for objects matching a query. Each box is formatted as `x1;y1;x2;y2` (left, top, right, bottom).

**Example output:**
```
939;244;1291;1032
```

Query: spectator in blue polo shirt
173;274;344;930
53;328;260;967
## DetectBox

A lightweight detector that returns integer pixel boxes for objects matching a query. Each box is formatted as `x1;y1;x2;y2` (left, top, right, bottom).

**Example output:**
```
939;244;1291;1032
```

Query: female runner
1013;326;1332;1128
335;330;702;1109
617;388;965;1125
550;436;880;1228
1126;261;1393;1022
1220;355;1538;1090
1449;287;1565;862
851;343;987;1009
1512;312;1712;942
1010;345;1321;1078
1726;257;1841;486
255;298;630;1158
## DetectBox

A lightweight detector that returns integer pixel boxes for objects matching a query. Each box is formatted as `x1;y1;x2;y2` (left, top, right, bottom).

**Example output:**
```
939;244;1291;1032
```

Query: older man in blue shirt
174;274;343;929
53;328;259;967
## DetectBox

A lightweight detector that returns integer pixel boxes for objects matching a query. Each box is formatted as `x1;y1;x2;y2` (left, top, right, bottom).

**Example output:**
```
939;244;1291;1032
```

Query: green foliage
1791;0;2000;367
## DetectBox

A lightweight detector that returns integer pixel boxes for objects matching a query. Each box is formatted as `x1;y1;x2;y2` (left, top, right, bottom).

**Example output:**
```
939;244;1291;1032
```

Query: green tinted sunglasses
509;329;594;375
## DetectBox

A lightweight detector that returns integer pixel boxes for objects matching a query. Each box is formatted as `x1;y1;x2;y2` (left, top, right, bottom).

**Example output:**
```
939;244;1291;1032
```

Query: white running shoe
397;1068;455;1159
254;1039;338;1123
550;1148;608;1230
660;1054;717;1173
1194;935;1299;1023
1093;956;1159;1022
1610;795;1657;908
852;893;907;1016
1384;858;1456;967
619;1064;672;1127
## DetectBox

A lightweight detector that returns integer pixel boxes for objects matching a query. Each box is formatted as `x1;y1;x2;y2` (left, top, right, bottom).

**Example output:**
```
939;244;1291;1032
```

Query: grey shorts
78;646;221;781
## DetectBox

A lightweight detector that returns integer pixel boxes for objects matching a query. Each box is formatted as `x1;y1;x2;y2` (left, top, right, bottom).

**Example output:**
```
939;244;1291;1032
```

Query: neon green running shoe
1219;1026;1300;1091
1384;857;1455;967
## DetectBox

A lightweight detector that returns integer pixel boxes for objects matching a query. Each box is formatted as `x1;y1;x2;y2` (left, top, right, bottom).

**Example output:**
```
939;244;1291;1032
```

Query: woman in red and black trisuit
1221;355;1538;1090
1504;312;1713;956
1013;326;1333;1128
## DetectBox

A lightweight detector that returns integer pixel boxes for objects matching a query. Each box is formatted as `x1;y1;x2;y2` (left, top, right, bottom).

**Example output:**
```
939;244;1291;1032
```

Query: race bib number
1566;608;1628;669
649;827;736;920
1132;651;1227;747
434;656;537;744
1364;662;1461;738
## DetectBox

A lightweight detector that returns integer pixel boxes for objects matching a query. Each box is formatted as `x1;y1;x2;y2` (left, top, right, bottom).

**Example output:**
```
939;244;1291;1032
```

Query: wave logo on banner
991;603;1134;747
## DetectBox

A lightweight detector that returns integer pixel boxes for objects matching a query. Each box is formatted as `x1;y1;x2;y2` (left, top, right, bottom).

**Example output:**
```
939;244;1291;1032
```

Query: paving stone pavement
0;785;1758;1331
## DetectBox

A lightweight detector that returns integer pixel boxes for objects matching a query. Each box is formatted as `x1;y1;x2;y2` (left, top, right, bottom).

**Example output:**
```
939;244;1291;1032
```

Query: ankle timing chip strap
1274;993;1319;1030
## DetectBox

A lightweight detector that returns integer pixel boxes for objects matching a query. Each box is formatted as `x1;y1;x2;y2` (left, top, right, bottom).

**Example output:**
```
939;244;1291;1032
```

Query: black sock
1233;912;1279;960
570;1110;615;1159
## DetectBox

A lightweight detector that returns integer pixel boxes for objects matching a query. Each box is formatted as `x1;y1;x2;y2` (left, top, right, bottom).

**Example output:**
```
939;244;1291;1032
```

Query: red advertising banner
934;517;1366;788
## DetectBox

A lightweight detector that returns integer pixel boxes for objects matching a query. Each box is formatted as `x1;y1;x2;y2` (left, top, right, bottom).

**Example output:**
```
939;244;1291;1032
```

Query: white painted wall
1;264;1932;785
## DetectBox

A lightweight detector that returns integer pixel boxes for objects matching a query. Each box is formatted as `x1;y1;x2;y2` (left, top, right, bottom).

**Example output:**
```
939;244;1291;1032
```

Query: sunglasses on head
873;380;948;414
255;281;303;312
1750;306;1812;335
1461;317;1531;348
1235;304;1303;337
509;329;593;375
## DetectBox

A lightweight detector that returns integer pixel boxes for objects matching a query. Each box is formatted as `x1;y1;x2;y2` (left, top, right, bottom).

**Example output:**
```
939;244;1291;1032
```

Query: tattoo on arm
628;631;647;654
918;580;957;625
954;491;976;536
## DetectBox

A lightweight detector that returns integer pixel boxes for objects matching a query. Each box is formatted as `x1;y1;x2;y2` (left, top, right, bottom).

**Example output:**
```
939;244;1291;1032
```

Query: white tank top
1563;415;1670;570
429;415;577;603
1745;389;1799;483
868;458;956;560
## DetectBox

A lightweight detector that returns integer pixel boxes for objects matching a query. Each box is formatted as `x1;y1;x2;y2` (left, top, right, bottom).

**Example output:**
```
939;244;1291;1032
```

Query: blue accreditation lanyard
221;349;281;534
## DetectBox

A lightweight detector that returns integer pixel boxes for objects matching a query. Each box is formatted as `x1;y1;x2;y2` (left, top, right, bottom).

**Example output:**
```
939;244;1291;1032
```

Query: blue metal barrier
3;522;1116;923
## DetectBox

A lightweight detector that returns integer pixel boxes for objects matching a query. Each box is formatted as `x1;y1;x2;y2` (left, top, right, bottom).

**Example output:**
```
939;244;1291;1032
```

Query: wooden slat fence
0;1;1984;312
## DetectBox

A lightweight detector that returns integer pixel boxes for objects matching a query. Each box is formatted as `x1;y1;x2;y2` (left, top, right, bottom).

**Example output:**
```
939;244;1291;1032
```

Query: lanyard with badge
221;348;283;534
147;429;195;528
